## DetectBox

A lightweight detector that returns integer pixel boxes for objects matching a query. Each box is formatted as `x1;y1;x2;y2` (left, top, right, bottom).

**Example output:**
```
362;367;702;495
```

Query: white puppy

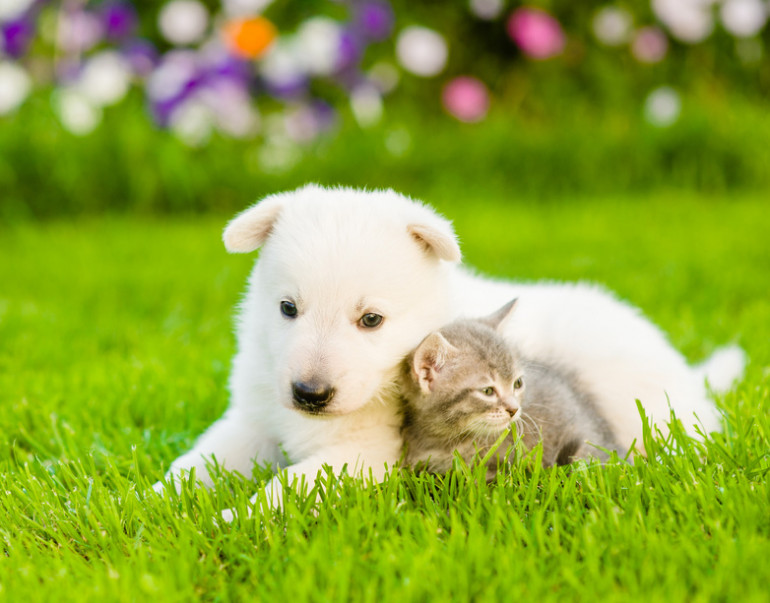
154;184;745;508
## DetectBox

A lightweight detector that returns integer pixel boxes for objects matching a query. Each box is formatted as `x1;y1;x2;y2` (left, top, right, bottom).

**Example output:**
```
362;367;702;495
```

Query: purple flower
506;7;565;60
122;39;158;77
100;2;137;41
354;1;394;42
336;28;362;71
1;19;34;59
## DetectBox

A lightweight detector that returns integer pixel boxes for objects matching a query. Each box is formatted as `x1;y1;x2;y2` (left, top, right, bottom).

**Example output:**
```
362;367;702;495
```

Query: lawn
1;191;769;601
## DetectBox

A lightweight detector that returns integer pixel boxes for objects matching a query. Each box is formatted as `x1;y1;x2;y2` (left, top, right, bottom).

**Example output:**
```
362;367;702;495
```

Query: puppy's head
225;185;462;416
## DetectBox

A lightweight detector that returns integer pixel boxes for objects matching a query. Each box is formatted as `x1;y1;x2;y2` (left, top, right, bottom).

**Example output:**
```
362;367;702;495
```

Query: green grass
1;192;769;601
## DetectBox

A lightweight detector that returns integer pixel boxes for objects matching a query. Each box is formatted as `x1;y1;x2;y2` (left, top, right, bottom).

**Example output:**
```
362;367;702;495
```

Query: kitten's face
408;320;525;442
429;362;525;440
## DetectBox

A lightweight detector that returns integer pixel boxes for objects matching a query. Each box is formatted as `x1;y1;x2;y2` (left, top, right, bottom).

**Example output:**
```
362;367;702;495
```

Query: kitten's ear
412;332;457;394
483;298;518;333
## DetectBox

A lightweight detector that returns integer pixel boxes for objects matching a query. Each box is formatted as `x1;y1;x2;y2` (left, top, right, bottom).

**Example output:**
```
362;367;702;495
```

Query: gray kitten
400;300;625;478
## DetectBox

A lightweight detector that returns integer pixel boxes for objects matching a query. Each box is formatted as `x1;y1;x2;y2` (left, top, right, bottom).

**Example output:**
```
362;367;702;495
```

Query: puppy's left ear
406;208;461;262
223;193;286;253
483;298;518;333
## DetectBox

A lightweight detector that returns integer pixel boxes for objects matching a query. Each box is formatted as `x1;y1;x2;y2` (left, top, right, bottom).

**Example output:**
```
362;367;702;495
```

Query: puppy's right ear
412;332;457;394
223;194;286;253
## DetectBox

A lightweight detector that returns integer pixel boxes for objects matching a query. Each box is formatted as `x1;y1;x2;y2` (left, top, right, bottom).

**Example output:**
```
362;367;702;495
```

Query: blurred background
1;0;769;219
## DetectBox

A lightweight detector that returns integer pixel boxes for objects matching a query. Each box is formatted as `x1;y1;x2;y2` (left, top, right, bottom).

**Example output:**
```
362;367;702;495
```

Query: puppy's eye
359;313;383;329
280;300;298;318
481;387;496;397
514;377;524;390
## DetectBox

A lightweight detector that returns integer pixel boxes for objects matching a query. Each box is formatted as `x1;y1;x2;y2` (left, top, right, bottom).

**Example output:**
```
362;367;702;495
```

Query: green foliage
1;194;768;600
2;90;770;221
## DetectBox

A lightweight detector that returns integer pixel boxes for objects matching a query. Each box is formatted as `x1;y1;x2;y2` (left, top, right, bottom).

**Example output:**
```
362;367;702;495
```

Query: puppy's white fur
155;185;744;506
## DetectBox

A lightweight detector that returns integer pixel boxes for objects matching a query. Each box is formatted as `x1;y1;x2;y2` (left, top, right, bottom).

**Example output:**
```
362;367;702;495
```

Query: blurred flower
354;1;394;41
54;88;103;135
100;2;137;41
652;0;714;43
57;8;103;54
441;76;489;122
592;7;633;46
222;16;276;59
169;97;212;145
123;40;159;77
631;27;668;63
158;0;209;46
77;50;133;106
396;26;448;77
147;50;199;124
336;28;362;71
720;0;767;38
350;83;383;127
0;60;31;114
469;0;505;21
0;0;34;23
295;17;343;76
507;7;565;60
200;78;258;138
259;39;307;98
2;18;34;58
644;86;680;127
222;0;275;18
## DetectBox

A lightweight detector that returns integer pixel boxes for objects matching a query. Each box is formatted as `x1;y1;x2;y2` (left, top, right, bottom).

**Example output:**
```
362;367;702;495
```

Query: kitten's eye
481;387;496;397
359;313;383;329
280;300;298;318
514;377;524;390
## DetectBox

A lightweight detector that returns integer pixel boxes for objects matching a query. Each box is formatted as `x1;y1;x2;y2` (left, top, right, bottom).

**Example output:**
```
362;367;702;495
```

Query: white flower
158;0;209;46
644;86;681;127
221;0;274;17
78;51;133;107
592;7;633;46
652;0;715;43
469;0;505;21
396;26;448;77
55;89;103;135
295;17;343;76
720;0;767;38
0;61;31;115
0;0;35;22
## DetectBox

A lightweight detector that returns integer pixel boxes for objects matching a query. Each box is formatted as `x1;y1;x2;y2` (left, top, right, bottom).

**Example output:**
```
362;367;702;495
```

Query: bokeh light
158;0;209;46
396;26;448;77
644;86;681;127
507;7;565;60
441;76;489;123
0;60;30;114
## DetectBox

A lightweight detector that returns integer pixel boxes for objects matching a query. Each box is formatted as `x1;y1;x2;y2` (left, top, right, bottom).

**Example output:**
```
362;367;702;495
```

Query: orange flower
222;17;277;59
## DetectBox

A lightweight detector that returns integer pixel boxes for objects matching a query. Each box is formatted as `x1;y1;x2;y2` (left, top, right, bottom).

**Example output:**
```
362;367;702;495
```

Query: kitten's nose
503;402;519;418
292;381;335;412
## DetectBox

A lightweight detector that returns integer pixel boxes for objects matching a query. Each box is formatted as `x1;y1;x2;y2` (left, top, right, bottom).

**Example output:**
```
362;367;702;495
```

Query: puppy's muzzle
292;381;335;412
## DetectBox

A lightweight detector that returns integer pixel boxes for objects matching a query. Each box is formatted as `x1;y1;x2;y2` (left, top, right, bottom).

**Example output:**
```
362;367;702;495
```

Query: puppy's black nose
292;381;335;411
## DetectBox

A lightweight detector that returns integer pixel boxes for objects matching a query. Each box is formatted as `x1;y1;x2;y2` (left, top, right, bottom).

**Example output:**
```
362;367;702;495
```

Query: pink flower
441;76;489;123
631;27;668;64
506;7;565;60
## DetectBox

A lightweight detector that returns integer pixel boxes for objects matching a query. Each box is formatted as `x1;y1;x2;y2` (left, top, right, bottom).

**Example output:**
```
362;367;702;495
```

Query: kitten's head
405;299;525;441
